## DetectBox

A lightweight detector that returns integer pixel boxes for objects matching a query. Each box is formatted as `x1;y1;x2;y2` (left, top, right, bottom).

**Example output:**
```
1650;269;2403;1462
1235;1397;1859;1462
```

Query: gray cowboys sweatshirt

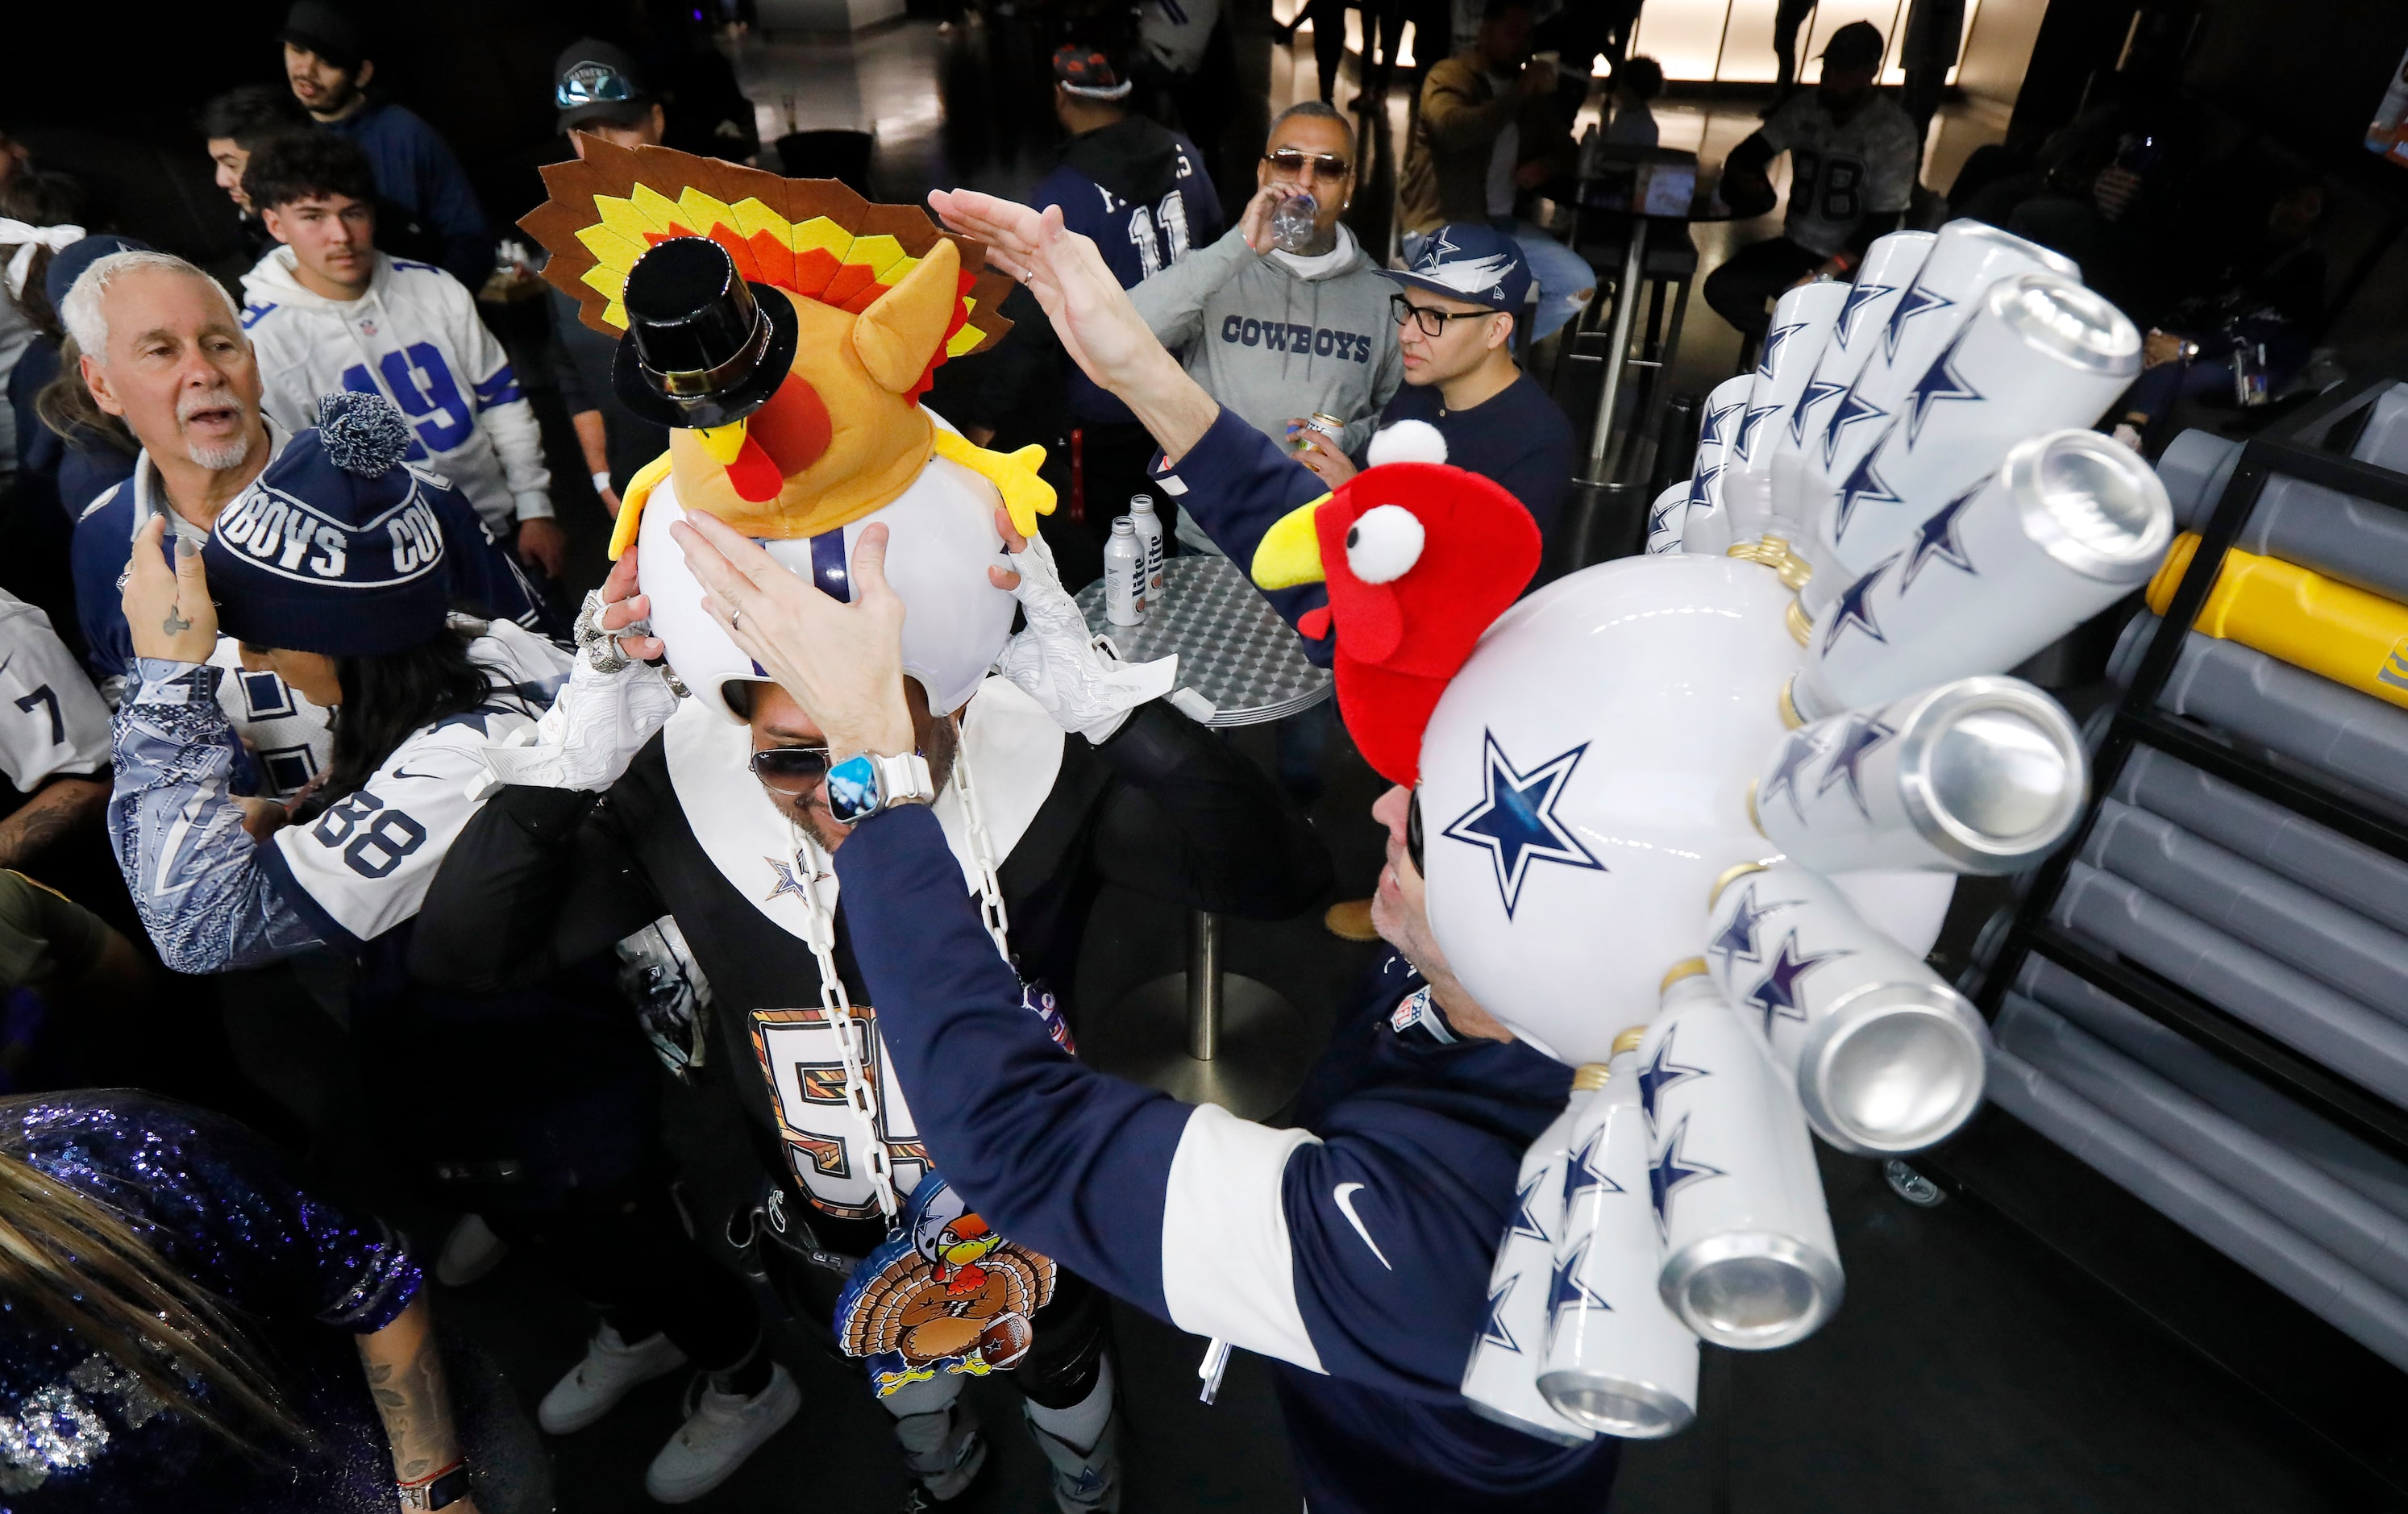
1129;223;1404;550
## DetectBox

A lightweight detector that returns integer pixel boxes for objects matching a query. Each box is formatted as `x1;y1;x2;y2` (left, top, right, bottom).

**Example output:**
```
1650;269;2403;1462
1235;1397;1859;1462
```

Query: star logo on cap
1820;556;1895;656
1758;320;1808;380
1897;481;1982;592
1816;710;1899;816
1745;930;1853;1036
1791;376;1849;445
1757;729;1828;824
1882;280;1956;361
1831;448;1903;544
1508;1171;1551;1245
1638;1027;1708;1129
1834;279;1896;348
1650;1115;1724;1232
1563;1126;1621;1209
1549;1238;1609;1316
1478;1275;1523;1353
1442;734;1606;919
1820;386;1888;469
1903;327;1982;446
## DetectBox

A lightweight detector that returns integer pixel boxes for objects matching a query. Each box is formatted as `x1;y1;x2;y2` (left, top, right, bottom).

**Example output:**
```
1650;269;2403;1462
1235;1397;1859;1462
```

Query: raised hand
124;514;219;663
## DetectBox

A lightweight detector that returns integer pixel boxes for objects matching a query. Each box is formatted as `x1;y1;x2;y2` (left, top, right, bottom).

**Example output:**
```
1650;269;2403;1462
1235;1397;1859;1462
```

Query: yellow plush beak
1251;495;1331;589
695;420;751;465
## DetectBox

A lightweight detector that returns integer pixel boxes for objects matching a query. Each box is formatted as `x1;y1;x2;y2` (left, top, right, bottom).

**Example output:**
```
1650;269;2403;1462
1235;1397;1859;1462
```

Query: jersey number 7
13;687;62;746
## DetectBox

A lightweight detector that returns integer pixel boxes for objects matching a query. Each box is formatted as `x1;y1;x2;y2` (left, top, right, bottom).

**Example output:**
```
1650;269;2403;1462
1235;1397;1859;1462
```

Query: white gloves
993;529;1179;742
476;591;683;794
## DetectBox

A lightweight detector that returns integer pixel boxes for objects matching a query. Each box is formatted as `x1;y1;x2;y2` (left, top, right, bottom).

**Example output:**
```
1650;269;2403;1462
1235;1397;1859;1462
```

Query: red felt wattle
1299;605;1333;639
1337;660;1450;786
725;435;785;501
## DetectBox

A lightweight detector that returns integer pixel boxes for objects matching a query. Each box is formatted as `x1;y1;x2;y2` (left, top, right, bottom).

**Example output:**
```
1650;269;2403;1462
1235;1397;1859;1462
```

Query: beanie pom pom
1366;418;1448;468
314;390;413;477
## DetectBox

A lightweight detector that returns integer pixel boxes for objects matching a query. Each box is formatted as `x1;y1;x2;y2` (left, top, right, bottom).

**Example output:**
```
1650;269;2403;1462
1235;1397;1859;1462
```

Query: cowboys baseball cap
1382;223;1532;314
1051;45;1132;101
279;2;367;70
555;40;655;133
1820;21;1886;71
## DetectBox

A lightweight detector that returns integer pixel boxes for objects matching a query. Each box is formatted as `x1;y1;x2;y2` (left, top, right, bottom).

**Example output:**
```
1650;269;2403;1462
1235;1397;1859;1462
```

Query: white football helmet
638;450;1018;722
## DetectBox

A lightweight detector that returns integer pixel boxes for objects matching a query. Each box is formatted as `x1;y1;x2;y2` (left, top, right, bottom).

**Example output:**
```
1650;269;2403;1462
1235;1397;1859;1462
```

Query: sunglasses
1391;293;1493;338
1407;789;1425;875
1264;148;1352;181
749;746;833;795
556;64;638;110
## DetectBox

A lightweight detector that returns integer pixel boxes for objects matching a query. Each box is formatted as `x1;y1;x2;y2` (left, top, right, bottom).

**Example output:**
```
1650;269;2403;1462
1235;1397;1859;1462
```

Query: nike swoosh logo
1333;1183;1391;1271
391;765;443;781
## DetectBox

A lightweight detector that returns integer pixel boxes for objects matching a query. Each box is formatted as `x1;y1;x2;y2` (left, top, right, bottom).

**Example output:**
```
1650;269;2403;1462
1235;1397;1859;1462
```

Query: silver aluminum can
1815;272;2140;601
1723;280;1850;543
1460;1097;1598;1445
1541;1038;1699;1437
1775;232;1936;558
1801;221;2075;609
1129;493;1168;597
1704;864;1991;1155
1795;430;2173;721
1645;481;1690;555
1678;375;1755;556
1752;676;2086;876
1103;516;1146;626
1641;967;1844;1350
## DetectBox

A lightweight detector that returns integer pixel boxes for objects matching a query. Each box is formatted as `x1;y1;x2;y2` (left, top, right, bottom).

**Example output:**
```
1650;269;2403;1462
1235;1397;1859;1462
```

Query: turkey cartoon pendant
836;1173;1058;1396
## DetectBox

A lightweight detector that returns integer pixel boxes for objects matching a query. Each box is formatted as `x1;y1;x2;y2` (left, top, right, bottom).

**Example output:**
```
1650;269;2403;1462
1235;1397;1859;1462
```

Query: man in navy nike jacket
668;186;1620;1512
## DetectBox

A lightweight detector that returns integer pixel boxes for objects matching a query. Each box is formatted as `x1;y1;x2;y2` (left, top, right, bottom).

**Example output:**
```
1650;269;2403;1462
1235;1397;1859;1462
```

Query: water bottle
1271;192;1319;255
1104;517;1146;626
1129;494;1167;599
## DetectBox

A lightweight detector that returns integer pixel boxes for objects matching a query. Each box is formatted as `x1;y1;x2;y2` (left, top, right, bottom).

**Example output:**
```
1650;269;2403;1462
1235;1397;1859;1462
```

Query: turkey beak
696;418;751;465
1251;494;1331;589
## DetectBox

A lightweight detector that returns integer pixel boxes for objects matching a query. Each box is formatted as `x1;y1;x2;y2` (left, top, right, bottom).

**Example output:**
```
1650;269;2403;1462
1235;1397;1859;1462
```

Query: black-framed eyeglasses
1263;148;1352;181
1407;789;1425;875
1391;293;1491;338
749;746;833;795
556;64;639;110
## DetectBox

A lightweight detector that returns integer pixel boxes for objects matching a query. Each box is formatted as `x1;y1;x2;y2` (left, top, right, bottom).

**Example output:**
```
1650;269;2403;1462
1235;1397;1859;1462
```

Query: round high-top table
1074;554;1333;1118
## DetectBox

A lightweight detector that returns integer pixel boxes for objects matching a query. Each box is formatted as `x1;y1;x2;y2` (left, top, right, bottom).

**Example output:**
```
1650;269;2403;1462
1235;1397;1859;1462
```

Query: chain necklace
779;715;1013;1225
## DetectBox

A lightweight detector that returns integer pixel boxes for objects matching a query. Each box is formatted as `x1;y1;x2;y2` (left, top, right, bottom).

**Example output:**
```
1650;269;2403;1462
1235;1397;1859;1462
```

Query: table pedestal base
1086;973;1316;1120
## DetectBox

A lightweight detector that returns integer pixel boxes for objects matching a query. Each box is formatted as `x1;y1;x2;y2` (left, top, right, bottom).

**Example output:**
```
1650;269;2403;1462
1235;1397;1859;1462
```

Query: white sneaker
435;1213;509;1287
538;1323;688;1434
644;1362;801;1504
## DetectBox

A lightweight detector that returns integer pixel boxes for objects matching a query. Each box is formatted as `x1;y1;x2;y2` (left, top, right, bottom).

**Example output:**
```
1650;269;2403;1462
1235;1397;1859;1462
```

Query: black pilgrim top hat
613;236;801;430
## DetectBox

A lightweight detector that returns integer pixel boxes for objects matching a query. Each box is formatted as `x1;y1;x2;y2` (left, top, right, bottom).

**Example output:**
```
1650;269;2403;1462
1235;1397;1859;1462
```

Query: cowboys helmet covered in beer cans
1540;1034;1699;1437
1638;967;1844;1349
1753;676;2086;876
1771;231;1936;543
1810;272;2141;609
1721;279;1850;543
1706;864;1993;1155
1795;429;2175;721
1460;1096;1599;1445
1679;375;1756;555
1645;481;1690;555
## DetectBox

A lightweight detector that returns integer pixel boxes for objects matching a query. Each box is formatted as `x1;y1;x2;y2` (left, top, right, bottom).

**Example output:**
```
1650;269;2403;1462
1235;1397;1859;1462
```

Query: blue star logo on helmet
1441;733;1605;918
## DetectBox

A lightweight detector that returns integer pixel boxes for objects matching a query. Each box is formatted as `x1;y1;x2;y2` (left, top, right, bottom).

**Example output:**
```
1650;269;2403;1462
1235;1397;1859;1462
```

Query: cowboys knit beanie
206;391;455;657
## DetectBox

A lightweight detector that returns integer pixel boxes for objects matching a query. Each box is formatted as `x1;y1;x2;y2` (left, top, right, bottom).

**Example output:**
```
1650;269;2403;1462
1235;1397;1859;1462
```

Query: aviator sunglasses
1262;148;1352;181
749;746;833;795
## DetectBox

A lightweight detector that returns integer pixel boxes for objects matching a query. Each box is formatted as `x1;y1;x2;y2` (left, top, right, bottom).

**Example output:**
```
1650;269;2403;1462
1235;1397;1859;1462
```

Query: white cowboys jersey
206;641;334;800
0;593;110;792
1758;92;1921;258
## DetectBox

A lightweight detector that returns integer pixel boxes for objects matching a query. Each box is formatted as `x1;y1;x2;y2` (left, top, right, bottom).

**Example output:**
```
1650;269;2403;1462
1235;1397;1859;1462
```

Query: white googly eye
1343;504;1425;584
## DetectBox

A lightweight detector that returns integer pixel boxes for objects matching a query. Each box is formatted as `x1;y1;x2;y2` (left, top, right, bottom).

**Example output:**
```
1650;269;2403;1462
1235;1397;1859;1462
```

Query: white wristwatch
825;751;935;824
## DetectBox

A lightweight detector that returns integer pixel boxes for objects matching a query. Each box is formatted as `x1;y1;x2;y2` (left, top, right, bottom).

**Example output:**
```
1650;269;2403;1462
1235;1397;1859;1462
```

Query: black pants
1703;235;1829;341
1773;0;1817;92
480;1158;762;1375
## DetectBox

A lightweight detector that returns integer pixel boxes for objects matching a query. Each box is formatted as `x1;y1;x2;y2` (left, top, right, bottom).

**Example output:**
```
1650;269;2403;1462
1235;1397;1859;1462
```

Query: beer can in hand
1642;965;1844;1350
1751;676;2086;876
1724;280;1850;543
1795;430;2173;721
1814;272;2140;601
1462;1099;1599;1445
1541;1031;1699;1437
1775;231;1936;550
1104;516;1147;626
1704;864;1991;1155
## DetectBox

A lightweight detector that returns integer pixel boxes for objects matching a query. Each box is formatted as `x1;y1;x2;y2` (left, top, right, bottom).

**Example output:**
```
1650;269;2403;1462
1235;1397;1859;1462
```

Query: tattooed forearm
356;1296;461;1484
0;776;108;871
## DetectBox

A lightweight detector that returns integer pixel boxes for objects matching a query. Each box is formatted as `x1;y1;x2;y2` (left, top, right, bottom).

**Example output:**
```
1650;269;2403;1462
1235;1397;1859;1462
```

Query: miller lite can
1774;231;1936;547
1724;279;1849;543
1705;865;1992;1155
1807;272;2141;614
1679;375;1755;557
1461;1096;1599;1445
1803;221;2077;601
1540;1030;1699;1437
1641;964;1844;1350
1793;430;2174;722
1752;676;2086;876
1645;482;1690;555
1129;493;1168;597
1104;516;1147;626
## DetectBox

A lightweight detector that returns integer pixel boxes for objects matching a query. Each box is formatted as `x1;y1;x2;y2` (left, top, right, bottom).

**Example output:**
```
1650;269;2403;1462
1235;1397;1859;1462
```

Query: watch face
826;754;881;821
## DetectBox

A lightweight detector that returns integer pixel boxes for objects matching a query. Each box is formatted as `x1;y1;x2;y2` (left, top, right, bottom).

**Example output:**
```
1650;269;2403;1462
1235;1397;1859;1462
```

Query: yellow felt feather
608;451;678;560
930;431;1054;539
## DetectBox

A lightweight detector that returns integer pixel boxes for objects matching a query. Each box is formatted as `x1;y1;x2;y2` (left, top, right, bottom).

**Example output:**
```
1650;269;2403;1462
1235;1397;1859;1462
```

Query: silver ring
730;607;743;633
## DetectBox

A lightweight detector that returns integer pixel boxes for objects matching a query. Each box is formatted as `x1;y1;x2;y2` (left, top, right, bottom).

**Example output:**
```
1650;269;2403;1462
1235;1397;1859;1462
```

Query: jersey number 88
311;791;429;879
